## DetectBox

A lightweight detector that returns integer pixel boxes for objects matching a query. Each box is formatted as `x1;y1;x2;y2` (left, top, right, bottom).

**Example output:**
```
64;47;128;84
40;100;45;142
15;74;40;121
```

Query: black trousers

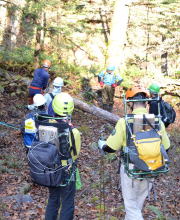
45;180;76;220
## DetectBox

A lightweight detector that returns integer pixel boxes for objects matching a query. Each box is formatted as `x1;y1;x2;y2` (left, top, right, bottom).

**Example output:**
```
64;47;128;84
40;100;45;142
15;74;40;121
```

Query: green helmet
52;92;74;116
148;83;160;94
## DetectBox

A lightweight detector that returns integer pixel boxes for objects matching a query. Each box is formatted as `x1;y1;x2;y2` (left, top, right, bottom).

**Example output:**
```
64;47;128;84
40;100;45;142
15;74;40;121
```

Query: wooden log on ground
73;97;120;124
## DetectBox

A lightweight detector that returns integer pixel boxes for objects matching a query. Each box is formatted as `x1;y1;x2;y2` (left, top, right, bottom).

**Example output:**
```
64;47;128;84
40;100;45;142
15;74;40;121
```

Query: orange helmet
126;87;149;99
42;59;51;68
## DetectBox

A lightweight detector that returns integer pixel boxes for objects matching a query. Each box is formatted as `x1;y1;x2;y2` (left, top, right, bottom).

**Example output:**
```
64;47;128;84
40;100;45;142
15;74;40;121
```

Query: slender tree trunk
0;1;7;44
107;0;130;68
107;0;137;69
1;0;25;50
161;35;168;76
99;8;109;44
34;10;46;68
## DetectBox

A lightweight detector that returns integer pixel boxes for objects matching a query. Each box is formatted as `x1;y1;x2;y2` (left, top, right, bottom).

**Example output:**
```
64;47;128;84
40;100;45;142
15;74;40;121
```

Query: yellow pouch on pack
134;136;164;170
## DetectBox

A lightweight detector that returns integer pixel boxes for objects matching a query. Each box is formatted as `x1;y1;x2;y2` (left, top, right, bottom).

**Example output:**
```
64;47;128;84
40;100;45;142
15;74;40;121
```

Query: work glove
98;138;106;150
99;81;104;87
111;83;117;88
27;104;35;111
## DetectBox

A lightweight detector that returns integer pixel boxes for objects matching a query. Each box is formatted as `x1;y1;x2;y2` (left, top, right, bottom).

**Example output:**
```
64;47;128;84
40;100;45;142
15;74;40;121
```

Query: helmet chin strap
52;87;61;95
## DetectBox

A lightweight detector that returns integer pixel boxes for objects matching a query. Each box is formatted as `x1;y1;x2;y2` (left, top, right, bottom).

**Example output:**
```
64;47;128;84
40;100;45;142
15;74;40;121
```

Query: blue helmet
107;66;115;71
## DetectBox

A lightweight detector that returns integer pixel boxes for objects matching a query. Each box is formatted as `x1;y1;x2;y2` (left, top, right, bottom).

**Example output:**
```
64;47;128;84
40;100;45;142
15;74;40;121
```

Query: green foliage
0;46;34;73
1;46;34;64
0;202;7;220
121;65;144;89
78;125;90;134
20;183;31;194
148;205;166;220
82;90;96;101
105;153;117;162
174;70;180;79
0;165;10;174
52;62;87;76
1;154;23;170
80;77;97;101
109;216;118;220
91;196;99;203
161;0;177;4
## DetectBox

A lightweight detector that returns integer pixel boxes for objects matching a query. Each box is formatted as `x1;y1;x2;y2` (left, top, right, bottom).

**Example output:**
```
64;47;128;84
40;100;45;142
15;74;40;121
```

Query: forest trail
0;92;179;220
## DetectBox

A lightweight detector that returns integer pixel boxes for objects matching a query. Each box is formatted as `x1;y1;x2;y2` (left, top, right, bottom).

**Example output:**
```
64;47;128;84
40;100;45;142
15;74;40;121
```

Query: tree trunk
107;0;130;68
2;0;24;50
107;0;139;69
34;8;46;68
73;98;120;124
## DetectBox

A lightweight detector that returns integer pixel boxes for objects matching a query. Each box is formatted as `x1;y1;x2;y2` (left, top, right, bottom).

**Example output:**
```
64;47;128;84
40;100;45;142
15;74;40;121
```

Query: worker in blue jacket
28;60;51;105
98;66;123;111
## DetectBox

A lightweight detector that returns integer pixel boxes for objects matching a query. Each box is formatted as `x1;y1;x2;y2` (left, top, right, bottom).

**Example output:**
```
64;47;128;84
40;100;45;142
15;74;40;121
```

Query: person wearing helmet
45;92;81;220
98;66;123;112
98;87;170;220
44;77;64;110
148;83;161;116
22;94;47;151
28;59;51;106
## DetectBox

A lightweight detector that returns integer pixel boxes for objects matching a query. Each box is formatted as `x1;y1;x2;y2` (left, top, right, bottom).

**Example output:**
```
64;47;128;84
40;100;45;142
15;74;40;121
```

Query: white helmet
53;77;64;87
33;94;46;107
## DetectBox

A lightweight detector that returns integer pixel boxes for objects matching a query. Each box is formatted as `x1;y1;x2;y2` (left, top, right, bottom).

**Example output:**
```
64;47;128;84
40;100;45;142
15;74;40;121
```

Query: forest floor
0;90;179;220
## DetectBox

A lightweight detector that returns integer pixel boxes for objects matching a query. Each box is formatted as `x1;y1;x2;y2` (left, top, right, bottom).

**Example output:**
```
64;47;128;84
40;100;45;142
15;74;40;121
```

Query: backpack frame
122;96;169;179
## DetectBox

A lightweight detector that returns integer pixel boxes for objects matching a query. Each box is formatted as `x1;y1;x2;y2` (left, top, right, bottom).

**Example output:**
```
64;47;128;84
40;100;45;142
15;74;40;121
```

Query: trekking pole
99;149;106;220
98;136;106;220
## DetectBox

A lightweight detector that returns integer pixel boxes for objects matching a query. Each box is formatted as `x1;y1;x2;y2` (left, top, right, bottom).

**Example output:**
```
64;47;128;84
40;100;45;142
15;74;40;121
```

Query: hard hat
53;77;64;87
148;83;160;94
126;87;149;99
33;94;46;107
52;92;74;116
42;59;51;68
107;66;115;71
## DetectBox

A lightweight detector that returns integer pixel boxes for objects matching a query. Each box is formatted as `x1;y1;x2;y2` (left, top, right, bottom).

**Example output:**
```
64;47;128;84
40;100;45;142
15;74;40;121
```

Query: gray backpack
27;114;76;187
27;141;64;187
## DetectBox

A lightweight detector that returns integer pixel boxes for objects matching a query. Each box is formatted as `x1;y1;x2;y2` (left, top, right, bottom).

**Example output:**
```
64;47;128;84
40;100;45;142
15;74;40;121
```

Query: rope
99;152;106;219
0;121;21;130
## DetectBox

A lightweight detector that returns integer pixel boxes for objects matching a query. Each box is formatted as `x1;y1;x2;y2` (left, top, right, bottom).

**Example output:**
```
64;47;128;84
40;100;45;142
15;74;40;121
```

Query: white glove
27;104;35;111
98;139;106;150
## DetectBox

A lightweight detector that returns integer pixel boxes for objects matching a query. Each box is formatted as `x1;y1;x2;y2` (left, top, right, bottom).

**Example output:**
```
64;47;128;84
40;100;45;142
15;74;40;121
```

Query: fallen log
73;97;120;124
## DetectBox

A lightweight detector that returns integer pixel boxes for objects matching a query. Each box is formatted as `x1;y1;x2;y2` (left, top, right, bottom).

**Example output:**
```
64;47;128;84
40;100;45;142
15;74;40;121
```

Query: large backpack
27;114;77;187
160;100;176;127
123;114;169;179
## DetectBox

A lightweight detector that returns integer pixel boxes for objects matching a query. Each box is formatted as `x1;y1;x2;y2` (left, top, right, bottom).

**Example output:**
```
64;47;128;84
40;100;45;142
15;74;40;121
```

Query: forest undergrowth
0;92;179;220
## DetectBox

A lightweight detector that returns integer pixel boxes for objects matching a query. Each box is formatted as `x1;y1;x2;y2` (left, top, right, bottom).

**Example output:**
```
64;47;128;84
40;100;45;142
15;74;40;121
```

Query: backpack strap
160;100;168;122
49;93;54;100
125;114;134;146
69;127;77;156
143;115;159;134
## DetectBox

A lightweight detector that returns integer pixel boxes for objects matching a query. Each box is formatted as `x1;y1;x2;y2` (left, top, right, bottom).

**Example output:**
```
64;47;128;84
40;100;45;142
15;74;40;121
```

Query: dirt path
0;93;179;220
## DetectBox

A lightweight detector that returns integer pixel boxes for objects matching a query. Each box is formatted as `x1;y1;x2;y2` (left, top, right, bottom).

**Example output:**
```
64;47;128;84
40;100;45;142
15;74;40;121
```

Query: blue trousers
45;180;76;220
